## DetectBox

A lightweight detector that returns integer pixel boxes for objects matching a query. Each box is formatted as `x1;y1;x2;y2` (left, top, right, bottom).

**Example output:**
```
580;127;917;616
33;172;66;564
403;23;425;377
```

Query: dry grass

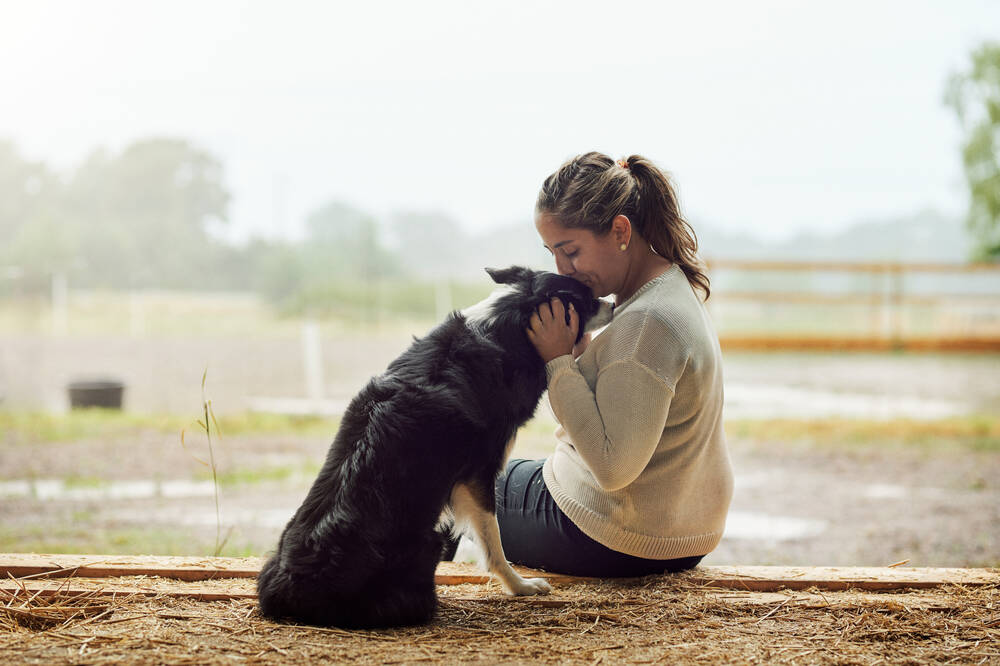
0;572;996;664
1;582;118;633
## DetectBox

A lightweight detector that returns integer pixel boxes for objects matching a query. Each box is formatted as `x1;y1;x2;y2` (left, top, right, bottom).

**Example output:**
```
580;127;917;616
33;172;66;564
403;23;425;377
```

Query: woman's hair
535;151;710;300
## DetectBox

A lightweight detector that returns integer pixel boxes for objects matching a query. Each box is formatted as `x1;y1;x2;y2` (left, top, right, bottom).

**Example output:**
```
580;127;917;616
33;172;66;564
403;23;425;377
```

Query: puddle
723;511;828;542
0;480;31;499
165;504;829;542
3;475;831;544
861;483;955;501
724;383;964;420
121;504;827;544
0;479;217;500
863;483;909;500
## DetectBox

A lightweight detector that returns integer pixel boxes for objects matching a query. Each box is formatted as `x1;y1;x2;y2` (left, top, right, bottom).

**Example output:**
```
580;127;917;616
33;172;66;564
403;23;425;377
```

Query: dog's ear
485;266;534;285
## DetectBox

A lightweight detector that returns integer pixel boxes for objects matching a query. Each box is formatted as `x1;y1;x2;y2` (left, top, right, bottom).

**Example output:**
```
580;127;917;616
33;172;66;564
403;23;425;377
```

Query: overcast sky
2;0;997;242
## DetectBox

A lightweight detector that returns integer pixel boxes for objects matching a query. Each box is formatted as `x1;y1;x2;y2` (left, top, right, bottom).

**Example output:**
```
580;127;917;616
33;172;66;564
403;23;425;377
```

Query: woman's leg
495;459;703;577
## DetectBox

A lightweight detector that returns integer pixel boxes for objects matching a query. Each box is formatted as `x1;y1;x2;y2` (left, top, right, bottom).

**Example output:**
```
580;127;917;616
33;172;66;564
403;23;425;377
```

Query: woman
496;151;733;577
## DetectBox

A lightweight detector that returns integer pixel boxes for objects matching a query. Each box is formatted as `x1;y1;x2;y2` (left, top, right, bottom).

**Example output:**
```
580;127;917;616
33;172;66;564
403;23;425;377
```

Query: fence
4;261;999;353
705;259;1000;351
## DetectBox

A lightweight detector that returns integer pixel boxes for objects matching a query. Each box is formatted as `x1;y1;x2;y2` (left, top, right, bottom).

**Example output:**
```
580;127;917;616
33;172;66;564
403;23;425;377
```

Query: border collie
257;266;613;628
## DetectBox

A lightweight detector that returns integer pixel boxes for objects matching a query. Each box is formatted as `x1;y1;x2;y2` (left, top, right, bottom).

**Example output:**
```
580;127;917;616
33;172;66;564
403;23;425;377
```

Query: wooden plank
0;554;262;581
689;565;999;591
1;555;996;592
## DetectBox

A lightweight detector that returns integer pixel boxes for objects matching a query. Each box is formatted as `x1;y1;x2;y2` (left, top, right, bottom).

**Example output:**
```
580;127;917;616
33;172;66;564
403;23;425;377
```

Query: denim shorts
491;458;703;577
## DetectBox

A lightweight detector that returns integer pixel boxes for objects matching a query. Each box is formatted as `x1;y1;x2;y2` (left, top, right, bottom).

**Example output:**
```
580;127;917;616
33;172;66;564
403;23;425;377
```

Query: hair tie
616;159;629;170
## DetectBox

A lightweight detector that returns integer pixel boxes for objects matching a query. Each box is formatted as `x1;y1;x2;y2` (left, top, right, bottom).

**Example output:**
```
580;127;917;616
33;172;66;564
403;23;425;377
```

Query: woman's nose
554;254;574;276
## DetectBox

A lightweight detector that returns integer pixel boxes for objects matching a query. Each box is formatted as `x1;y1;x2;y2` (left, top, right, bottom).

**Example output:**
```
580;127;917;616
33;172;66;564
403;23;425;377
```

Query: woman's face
535;212;625;298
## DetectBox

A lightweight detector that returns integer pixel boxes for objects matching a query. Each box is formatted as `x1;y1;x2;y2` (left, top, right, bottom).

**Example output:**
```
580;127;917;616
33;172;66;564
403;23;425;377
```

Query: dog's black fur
256;266;610;628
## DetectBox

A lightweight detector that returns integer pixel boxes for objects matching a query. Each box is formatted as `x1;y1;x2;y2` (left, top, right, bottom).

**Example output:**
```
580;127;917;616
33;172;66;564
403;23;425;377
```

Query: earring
619;243;627;251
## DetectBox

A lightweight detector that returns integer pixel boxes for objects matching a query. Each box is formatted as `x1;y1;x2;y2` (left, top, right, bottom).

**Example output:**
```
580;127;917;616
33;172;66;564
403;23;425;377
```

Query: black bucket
67;379;125;410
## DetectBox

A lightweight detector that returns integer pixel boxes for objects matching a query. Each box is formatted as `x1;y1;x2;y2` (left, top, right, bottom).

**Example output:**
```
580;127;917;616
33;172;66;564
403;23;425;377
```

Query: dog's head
462;265;613;343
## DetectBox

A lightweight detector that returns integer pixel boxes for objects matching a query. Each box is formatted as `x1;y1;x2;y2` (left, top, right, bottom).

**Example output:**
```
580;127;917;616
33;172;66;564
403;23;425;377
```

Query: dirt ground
1;418;997;569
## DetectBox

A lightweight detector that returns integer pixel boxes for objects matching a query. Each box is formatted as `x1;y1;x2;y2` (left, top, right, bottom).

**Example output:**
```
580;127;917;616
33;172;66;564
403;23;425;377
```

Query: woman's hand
526;298;579;363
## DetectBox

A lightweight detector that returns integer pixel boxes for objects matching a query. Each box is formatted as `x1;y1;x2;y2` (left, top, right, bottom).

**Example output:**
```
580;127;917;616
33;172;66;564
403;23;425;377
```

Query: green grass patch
724;414;1000;453
196;461;322;487
62;475;109;489
0;524;262;558
0;409;336;445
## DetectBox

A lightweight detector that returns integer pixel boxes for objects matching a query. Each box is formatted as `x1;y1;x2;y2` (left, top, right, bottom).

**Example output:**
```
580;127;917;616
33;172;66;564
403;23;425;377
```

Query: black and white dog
257;266;613;628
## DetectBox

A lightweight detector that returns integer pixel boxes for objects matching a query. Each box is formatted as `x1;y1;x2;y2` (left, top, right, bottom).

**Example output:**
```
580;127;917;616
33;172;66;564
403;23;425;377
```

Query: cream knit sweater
541;263;733;560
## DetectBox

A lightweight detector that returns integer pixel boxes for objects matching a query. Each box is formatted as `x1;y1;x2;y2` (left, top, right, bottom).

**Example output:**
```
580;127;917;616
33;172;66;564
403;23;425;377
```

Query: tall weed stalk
181;369;229;556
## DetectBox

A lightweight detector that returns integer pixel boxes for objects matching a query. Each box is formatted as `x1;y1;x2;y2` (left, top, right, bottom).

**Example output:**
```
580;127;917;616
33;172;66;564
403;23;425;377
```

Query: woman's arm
545;355;674;491
527;300;681;491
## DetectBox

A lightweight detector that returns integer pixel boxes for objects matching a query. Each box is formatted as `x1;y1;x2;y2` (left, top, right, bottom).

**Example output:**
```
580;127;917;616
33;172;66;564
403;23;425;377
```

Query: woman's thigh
495;458;703;578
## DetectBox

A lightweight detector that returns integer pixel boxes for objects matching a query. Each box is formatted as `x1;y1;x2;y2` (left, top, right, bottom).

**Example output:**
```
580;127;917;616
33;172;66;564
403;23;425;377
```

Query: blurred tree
391;209;467;278
65;138;231;287
0;141;55;241
303;201;398;281
0;141;72;287
946;41;1000;260
241;239;306;303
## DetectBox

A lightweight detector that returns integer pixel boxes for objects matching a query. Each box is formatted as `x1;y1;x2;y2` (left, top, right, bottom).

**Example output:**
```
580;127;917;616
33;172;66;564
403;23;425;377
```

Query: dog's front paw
505;576;552;596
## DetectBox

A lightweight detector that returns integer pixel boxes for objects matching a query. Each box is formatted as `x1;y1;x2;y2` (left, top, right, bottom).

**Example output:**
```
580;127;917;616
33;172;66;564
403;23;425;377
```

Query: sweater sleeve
544;353;677;492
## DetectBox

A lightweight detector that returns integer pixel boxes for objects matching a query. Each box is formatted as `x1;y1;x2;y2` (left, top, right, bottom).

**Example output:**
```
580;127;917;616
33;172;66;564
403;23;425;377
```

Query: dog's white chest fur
461;285;518;326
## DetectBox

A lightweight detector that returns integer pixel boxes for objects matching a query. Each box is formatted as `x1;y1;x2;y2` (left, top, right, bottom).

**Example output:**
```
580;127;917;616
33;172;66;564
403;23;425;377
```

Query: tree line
0;138;546;311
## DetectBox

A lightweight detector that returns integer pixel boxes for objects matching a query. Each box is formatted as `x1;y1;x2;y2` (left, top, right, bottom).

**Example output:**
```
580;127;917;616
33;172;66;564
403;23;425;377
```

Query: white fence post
302;320;324;401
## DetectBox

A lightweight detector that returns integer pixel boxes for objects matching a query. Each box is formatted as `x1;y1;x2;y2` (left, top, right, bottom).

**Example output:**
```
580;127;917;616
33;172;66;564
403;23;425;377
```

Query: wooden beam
718;335;1000;352
689;565;999;591
704;259;1000;273
0;554;996;592
0;554;262;582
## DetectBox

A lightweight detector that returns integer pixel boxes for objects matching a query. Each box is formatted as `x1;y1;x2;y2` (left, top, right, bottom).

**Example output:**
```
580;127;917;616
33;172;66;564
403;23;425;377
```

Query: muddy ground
1;414;997;569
